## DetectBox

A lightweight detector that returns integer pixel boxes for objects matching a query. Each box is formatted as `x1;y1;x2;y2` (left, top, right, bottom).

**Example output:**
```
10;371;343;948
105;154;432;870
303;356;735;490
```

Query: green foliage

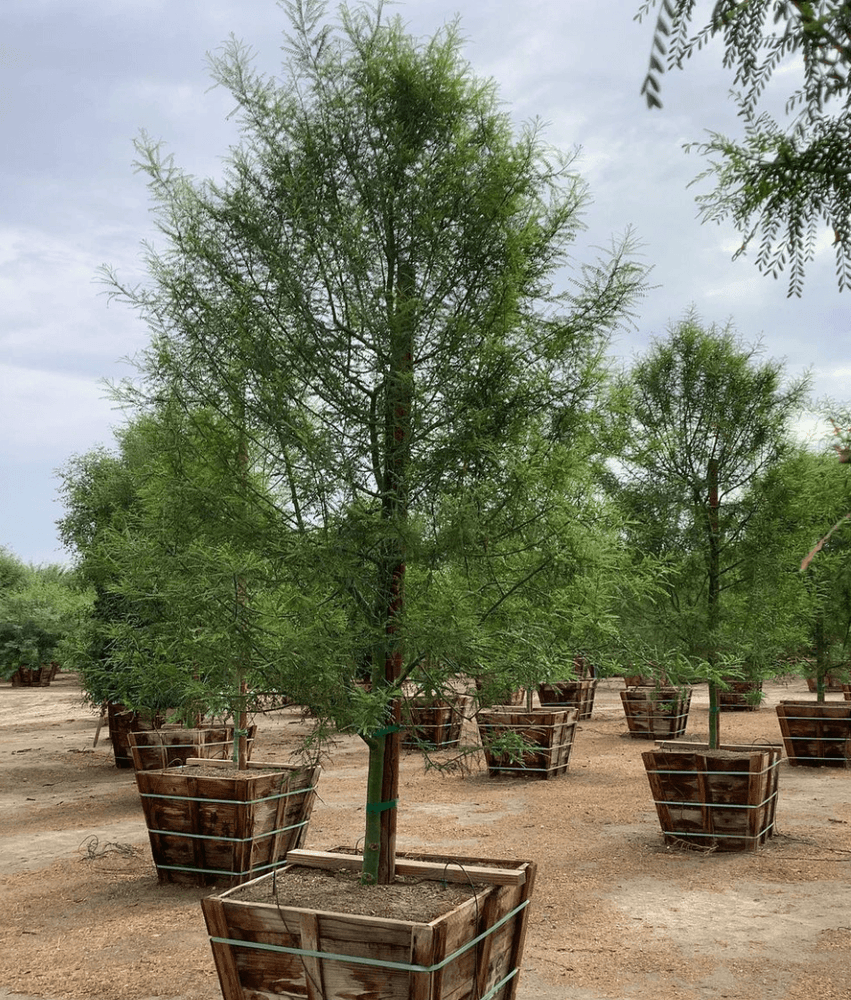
95;0;648;882
58;407;296;725
612;311;810;743
0;557;93;680
638;1;851;294
771;442;851;696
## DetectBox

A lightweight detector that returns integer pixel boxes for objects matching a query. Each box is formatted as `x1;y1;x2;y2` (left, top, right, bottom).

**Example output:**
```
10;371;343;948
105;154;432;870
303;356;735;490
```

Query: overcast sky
2;0;848;567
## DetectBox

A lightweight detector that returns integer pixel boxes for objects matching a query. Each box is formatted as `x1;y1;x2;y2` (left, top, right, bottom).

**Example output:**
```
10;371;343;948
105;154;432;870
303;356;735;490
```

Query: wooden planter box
775;700;851;767
401;695;473;749
134;759;321;886
806;675;845;693
202;849;536;1000
571;655;595;679
537;678;598;720
623;674;653;687
478;706;577;778
620;687;691;740
719;680;763;712
106;703;166;768
9;664;58;687
128;725;256;771
643;743;781;852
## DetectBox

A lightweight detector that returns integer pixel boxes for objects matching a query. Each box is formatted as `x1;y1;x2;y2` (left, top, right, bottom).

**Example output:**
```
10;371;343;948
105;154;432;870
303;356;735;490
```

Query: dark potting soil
227;864;486;921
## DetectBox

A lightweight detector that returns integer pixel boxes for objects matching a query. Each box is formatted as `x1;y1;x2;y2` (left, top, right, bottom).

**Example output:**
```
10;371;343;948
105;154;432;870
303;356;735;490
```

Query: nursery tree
103;0;648;884
767;444;851;698
58;407;287;763
638;1;851;294
617;312;810;745
57;425;164;709
0;556;92;681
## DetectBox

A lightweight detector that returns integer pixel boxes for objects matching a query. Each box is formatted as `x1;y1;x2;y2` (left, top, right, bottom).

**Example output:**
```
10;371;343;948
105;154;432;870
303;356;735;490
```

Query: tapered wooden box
478;706;577;778
776;700;851;767
538;678;598;720
134;759;321;886
202;849;536;1000
621;687;691;739
401;695;473;748
128;725;256;770
644;743;781;851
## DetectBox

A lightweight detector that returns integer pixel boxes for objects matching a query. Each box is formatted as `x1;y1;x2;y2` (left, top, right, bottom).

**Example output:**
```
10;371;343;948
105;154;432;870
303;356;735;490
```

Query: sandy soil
1;672;850;1000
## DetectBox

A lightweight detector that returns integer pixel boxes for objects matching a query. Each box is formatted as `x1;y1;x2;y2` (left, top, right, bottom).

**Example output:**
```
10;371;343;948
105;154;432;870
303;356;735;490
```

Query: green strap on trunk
366;797;398;814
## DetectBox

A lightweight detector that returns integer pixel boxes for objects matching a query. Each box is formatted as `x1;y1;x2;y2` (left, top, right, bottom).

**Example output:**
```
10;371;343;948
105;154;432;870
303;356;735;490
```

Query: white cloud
0;364;123;463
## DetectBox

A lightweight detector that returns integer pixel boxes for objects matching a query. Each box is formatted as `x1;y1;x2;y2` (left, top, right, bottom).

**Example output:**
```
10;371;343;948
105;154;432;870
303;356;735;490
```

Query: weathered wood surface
128;724;256;770
718;680;763;712
776;700;851;767
135;761;321;886
620;687;691;739
478;707;577;779
537;678;598;720
284;849;527;886
400;695;473;748
9;664;58;687
643;744;781;852
202;851;536;1000
106;702;164;768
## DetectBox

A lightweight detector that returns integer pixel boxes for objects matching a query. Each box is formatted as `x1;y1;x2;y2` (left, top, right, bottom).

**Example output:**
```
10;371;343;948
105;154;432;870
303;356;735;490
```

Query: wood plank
409;924;434;1000
184;757;290;771
201;896;245;1000
283;851;526;886
299;911;324;1000
474;889;500;998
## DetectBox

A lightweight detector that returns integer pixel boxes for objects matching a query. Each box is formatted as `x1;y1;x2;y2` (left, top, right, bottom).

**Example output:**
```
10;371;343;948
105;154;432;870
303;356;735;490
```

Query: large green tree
100;2;644;881
103;0;647;883
615;312;810;745
58;407;288;746
638;1;851;294
759;444;851;697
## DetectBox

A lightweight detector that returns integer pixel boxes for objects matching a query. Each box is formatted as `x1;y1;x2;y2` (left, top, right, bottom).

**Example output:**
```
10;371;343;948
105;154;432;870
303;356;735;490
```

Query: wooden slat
299;911;325;1000
200;896;245;1000
474;888;501;998
283;850;526;886
409;924;435;1000
187;774;206;884
505;866;535;1000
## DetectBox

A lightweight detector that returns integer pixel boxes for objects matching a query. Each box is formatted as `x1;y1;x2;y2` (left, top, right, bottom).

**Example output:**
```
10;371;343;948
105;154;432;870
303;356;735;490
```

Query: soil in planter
229;864;484;921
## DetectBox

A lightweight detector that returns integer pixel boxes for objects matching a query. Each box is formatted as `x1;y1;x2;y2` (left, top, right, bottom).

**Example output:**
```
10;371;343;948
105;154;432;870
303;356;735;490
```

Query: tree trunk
814;614;827;703
363;257;414;885
707;456;721;749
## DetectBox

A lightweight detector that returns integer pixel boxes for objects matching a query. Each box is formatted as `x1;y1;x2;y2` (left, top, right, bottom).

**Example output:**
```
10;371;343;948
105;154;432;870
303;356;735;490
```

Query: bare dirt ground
1;672;850;1000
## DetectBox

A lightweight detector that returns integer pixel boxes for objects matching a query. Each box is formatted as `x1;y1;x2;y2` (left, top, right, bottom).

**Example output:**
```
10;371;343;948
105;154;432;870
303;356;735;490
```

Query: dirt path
1;672;850;1000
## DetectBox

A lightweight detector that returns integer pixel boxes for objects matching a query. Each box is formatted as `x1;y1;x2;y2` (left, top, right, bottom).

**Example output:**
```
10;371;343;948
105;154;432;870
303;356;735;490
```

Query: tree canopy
613;311;811;743
638;1;851;294
97;0;649;884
